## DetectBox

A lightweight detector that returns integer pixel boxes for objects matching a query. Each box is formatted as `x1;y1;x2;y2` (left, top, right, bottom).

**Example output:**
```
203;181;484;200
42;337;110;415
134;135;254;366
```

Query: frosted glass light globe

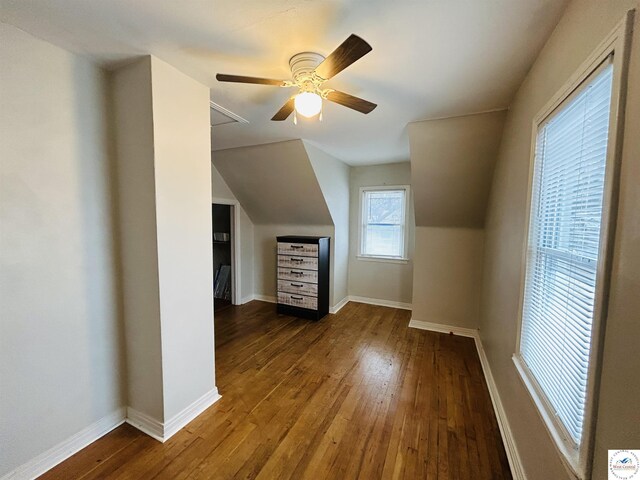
294;92;322;118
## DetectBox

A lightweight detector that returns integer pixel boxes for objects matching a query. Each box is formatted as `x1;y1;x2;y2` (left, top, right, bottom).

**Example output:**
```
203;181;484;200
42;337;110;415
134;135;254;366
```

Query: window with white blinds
360;187;409;259
519;58;614;448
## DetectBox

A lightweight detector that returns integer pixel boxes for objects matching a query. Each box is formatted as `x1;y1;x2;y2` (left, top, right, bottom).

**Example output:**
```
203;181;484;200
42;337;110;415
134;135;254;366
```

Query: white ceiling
1;0;568;165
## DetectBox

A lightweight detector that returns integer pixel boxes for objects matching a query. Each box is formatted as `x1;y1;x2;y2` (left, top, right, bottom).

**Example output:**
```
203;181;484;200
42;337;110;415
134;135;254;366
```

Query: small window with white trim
359;186;409;260
514;17;630;476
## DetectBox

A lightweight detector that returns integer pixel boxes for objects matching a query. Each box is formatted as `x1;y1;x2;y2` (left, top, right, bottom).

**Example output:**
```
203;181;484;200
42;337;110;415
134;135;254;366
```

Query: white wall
0;24;124;476
211;163;254;303
411;227;484;329
150;57;216;420
348;163;414;304
304;142;350;305
111;56;165;420
212;162;237;200
213;140;332;225
408;111;506;228
408;111;504;328
112;55;216;425
479;1;640;478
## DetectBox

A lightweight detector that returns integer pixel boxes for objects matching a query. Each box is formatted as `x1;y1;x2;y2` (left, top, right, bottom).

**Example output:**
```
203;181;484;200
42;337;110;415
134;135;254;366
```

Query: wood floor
39;301;512;480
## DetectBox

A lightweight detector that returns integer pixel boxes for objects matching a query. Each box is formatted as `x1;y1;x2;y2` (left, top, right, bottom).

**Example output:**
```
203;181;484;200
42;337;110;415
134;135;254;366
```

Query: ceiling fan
216;34;377;123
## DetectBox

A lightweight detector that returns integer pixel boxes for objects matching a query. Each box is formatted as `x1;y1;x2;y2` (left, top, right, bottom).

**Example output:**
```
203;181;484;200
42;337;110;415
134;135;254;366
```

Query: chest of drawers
276;236;330;321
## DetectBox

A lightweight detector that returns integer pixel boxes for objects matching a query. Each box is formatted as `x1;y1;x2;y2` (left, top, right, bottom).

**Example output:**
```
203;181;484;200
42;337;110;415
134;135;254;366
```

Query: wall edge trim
240;294;255;305
410;106;509;125
126;387;221;443
1;408;126;480
348;295;412;310
125;407;164;442
474;335;528;480
245;295;410;313
329;296;349;314
408;318;477;337
253;294;276;303
164;388;221;440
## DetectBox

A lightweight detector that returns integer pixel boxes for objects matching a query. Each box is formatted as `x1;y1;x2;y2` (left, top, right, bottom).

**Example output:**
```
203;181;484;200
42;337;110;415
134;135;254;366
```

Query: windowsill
356;255;409;265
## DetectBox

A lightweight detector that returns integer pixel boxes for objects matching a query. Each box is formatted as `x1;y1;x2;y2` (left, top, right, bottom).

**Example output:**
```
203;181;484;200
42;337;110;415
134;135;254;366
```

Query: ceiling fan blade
216;73;288;86
271;98;295;121
313;34;372;80
326;90;377;114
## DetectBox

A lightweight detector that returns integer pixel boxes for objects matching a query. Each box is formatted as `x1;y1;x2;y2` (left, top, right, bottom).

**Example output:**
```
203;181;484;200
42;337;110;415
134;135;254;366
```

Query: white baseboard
126;387;221;443
240;294;255;305
407;318;526;479
1;408;126;480
244;294;410;312
348;295;412;310
253;294;276;303
125;407;164;442
164;388;221;440
3;389;222;480
329;296;349;314
408;318;478;338
474;336;527;480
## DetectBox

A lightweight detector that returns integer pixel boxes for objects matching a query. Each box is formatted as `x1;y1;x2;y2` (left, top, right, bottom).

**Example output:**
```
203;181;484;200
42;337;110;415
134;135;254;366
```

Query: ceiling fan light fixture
216;35;376;121
294;91;322;118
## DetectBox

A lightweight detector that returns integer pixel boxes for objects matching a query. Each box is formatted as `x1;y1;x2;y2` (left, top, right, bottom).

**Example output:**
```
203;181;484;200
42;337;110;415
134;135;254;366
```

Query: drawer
278;292;318;310
277;242;318;257
278;279;318;297
277;267;318;284
277;255;318;270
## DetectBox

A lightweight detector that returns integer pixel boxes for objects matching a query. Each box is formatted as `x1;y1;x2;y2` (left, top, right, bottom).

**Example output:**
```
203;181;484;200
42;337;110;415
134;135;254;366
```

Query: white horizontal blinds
362;189;405;257
521;59;614;445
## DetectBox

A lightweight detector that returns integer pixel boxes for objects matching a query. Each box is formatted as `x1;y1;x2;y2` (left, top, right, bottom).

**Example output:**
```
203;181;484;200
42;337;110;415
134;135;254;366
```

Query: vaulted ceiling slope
213;140;332;226
303;142;350;229
2;0;569;165
409;110;507;228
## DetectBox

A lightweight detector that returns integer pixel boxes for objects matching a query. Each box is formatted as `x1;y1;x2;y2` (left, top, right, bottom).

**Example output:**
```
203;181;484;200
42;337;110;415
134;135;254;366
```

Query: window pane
520;61;613;444
367;191;404;224
363;224;402;257
362;189;406;257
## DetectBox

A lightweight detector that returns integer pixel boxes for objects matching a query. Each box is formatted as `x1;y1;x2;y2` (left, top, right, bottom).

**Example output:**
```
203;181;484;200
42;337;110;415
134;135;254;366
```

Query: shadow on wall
73;56;128;422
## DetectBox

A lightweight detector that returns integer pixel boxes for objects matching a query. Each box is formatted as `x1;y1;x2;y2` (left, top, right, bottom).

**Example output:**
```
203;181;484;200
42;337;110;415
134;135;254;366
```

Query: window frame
357;185;410;263
513;12;633;480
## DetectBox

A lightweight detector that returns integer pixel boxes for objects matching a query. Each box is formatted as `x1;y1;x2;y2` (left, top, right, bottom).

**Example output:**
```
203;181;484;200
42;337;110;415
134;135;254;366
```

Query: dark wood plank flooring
39;301;512;479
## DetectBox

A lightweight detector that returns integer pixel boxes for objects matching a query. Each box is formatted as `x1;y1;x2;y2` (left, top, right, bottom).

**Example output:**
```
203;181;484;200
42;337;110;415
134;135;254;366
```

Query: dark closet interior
212;203;232;312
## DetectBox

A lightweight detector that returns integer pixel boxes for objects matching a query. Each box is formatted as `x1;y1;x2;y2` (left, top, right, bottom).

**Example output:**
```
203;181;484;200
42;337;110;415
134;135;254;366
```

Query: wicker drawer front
278;292;318;310
277;255;318;270
277;267;318;284
277;242;318;257
278;280;318;297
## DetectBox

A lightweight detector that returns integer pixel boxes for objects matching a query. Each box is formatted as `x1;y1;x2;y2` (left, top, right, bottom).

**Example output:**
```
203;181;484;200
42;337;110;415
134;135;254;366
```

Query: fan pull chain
293;110;297;125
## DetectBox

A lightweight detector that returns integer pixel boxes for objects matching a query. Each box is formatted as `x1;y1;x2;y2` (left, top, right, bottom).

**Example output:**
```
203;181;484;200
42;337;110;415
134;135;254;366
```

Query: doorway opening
212;203;237;312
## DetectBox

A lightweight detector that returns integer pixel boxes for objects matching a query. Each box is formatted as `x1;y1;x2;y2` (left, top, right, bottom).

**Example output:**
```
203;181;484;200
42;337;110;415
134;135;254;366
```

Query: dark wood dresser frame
276;235;330;321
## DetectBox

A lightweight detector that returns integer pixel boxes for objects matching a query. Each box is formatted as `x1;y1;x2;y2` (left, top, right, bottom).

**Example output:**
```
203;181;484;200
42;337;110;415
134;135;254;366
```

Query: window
359;186;409;260
514;32;628;476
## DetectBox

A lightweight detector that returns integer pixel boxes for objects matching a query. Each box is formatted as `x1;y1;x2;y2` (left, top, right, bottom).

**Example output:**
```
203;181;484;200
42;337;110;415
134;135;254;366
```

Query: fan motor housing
289;52;325;83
